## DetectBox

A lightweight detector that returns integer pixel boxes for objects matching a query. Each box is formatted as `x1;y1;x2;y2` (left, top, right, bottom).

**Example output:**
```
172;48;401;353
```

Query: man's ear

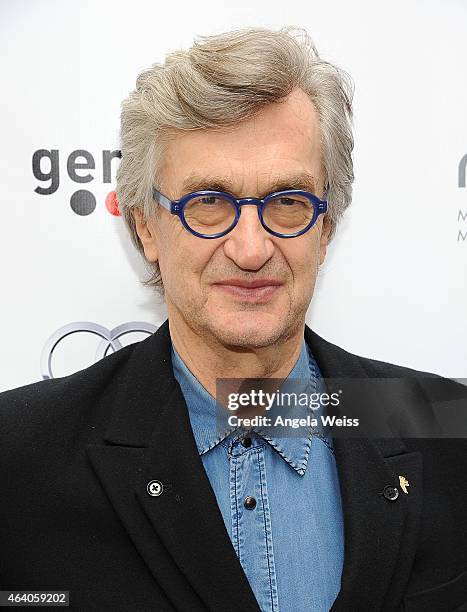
131;207;159;263
318;214;332;266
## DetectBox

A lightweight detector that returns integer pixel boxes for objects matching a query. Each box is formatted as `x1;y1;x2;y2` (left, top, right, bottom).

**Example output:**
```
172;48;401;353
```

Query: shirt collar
171;339;327;475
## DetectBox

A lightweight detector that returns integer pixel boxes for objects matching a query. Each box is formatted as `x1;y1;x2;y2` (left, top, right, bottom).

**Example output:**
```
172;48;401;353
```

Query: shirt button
383;485;399;501
244;496;257;510
241;436;252;448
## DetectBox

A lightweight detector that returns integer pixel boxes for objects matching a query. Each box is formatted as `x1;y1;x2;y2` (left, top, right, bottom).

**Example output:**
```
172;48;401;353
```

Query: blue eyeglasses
152;186;329;239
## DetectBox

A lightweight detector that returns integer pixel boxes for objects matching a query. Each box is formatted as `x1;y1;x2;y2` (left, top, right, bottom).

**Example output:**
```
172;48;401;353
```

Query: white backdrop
1;0;466;391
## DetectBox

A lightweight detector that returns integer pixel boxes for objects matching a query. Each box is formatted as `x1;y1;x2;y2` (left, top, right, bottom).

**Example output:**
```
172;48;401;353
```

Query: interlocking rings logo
40;321;159;380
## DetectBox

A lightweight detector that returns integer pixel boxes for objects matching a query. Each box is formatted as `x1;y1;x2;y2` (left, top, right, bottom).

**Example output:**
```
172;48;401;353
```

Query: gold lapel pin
399;475;410;494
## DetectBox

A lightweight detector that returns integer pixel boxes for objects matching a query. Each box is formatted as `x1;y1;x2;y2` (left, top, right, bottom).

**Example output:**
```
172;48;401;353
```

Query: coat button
147;480;164;497
383;485;399;501
241;436;252;448
244;496;257;509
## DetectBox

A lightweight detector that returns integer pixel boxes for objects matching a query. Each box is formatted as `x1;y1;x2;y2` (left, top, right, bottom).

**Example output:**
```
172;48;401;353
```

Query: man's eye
200;196;218;204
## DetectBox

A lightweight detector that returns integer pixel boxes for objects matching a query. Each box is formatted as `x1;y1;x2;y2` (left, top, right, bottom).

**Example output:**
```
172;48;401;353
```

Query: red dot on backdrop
105;191;121;216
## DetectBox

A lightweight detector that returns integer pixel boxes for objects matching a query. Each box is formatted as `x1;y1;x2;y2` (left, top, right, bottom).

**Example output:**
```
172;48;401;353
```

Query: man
1;26;466;612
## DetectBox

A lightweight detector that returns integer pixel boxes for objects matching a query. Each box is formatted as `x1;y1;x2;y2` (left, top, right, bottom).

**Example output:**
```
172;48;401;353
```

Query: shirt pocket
402;567;467;612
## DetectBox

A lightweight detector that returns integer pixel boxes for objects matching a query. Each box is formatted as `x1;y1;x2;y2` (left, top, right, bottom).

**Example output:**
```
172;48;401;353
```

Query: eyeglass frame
152;185;329;239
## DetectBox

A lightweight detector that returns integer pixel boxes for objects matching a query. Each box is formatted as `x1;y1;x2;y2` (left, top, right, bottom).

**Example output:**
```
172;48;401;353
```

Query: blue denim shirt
171;340;344;612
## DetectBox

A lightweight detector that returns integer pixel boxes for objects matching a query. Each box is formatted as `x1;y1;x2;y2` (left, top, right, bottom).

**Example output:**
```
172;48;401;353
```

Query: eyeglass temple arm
152;187;173;212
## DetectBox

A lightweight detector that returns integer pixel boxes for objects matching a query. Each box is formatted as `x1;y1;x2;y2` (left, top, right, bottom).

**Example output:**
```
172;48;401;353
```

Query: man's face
133;87;332;348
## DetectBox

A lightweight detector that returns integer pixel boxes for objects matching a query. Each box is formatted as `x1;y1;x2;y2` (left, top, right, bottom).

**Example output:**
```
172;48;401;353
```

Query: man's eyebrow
180;172;319;197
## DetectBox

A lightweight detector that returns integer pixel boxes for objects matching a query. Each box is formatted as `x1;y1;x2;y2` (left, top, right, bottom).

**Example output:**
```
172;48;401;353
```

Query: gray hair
116;25;355;292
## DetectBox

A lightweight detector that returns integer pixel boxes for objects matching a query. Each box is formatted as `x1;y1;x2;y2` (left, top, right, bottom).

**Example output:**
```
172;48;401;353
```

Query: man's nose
222;204;275;270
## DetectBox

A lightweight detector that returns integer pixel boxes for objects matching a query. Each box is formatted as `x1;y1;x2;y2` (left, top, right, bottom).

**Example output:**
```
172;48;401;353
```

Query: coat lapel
306;328;424;611
86;319;261;611
87;320;423;611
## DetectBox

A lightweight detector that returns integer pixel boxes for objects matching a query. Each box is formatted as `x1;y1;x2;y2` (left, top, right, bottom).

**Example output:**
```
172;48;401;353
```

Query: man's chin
205;311;290;349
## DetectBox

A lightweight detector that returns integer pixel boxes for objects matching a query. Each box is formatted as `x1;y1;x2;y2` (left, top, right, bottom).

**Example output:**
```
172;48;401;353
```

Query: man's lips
212;279;283;301
213;279;283;289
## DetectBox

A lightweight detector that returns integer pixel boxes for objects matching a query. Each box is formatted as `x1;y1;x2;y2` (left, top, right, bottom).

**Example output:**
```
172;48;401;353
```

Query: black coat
1;320;466;611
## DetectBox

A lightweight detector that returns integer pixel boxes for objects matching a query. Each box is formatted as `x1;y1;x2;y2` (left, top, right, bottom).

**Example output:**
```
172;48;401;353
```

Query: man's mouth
212;279;283;302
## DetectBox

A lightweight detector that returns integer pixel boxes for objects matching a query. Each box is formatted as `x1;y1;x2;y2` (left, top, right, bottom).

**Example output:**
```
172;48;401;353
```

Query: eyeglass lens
183;194;315;236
